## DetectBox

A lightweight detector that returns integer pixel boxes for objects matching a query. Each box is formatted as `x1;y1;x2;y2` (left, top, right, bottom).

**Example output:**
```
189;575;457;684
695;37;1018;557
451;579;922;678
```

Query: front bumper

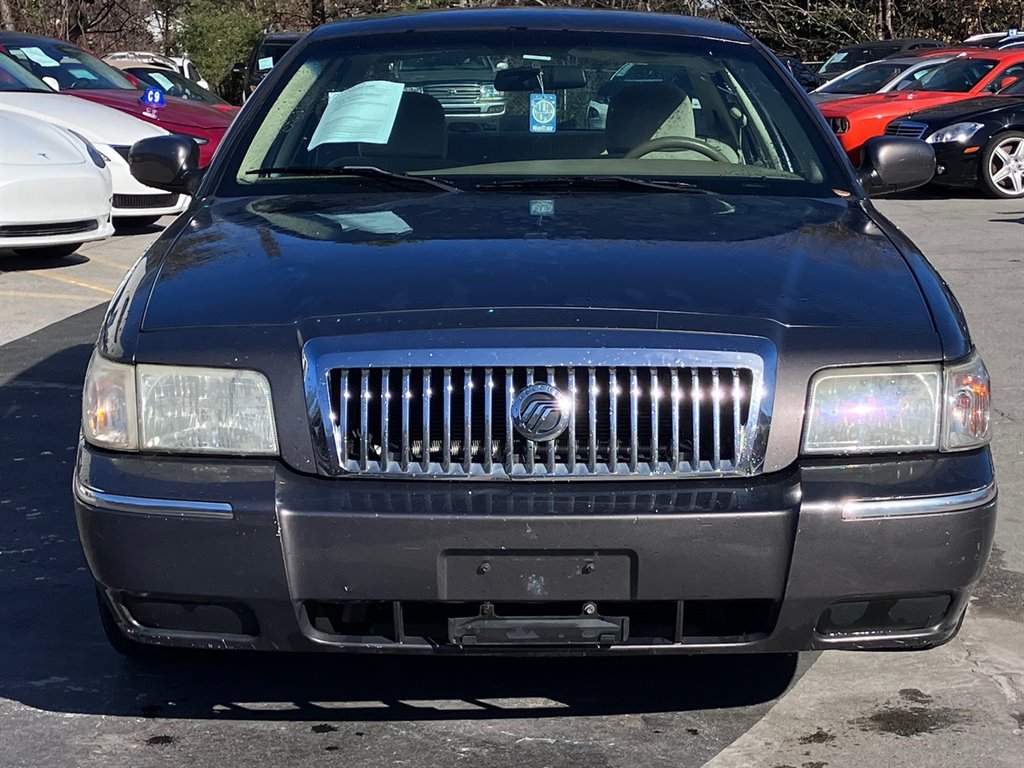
931;142;982;188
74;445;996;654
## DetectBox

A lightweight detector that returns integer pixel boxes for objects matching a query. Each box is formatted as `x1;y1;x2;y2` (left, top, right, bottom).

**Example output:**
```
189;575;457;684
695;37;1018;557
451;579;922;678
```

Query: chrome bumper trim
74;480;234;520
842;482;997;520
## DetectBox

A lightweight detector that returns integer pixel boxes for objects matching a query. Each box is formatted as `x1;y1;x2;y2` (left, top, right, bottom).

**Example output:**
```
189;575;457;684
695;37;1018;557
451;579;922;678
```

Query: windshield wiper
244;165;461;193
474;176;714;194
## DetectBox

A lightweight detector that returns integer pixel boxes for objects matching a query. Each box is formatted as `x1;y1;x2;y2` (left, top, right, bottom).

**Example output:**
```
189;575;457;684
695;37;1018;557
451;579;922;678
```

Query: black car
234;31;303;102
777;55;820;89
817;38;945;82
79;9;996;658
886;78;1024;197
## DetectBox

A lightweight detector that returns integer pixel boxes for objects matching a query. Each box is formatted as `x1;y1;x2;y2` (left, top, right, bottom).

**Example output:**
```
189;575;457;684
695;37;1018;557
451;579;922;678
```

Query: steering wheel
625;136;731;162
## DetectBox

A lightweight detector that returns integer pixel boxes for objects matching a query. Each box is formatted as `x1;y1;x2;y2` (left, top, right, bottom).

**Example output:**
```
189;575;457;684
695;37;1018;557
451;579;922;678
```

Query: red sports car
819;49;1024;164
0;32;234;167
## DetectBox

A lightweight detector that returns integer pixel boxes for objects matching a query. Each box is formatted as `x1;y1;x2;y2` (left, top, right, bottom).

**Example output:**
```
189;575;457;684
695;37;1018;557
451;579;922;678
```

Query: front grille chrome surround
304;340;773;481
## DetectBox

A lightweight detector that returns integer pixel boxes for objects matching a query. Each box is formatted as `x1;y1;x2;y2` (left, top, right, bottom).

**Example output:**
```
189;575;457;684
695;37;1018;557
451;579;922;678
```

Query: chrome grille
307;347;769;480
421;83;484;106
884;121;929;139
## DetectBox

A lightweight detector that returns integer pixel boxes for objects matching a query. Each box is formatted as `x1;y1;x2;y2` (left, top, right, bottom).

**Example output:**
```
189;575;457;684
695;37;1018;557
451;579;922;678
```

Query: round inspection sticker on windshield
530;93;557;134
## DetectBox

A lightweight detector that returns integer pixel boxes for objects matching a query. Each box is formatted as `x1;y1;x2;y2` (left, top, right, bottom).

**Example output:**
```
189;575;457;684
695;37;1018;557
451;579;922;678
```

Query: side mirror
42;76;60;91
858;136;935;196
129;135;204;197
231;62;246;76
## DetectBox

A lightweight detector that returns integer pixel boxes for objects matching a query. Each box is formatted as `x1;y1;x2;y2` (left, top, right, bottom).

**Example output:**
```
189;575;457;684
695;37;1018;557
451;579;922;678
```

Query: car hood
0;91;166;144
0;110;87;165
903;94;1024;123
70;89;232;131
141;193;935;338
819;91;967;117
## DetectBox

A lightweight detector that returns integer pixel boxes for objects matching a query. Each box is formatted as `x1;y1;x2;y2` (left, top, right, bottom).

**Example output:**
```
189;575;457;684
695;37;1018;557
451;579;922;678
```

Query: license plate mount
449;605;629;646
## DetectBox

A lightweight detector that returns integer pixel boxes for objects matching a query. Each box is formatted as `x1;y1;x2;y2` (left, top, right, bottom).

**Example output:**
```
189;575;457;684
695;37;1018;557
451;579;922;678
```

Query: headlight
480;84;500;99
942;354;991;450
82;354;138;450
67;130;106;169
926;122;984;144
82;351;278;455
802;355;991;455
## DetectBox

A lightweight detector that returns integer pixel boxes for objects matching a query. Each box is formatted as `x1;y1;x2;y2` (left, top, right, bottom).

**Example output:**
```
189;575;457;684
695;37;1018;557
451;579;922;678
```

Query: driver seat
605;83;738;163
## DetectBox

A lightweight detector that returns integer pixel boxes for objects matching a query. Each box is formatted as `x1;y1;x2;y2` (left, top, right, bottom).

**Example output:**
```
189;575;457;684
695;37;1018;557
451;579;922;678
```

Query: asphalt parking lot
1;194;1021;768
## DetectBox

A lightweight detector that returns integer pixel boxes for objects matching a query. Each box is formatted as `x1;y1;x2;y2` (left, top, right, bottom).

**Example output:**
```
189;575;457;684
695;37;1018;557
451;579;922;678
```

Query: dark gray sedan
75;9;995;657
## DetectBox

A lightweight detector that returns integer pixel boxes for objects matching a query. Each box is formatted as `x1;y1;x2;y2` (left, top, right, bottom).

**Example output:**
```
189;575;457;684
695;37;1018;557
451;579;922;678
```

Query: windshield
909;58;997;92
127;67;223;104
818;62;905;94
224;31;845;198
820;45;902;74
0;52;52;92
3;39;137;90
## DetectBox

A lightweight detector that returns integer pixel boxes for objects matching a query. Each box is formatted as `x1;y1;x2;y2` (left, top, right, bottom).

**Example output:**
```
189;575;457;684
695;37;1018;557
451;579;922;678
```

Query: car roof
260;32;304;43
837;38;942;51
307;9;750;44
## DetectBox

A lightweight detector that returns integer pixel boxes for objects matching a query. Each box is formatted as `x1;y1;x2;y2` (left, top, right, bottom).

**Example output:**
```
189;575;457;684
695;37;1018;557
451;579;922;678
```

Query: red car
0;32;234;166
819;49;1024;164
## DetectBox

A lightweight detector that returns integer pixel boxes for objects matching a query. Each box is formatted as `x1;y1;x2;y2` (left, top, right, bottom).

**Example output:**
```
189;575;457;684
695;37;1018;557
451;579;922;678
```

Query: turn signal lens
942;354;991;450
82;352;138;450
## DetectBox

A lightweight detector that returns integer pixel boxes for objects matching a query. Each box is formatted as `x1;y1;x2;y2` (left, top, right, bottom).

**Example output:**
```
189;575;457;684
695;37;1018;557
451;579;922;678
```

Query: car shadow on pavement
0;251;90;272
0;307;804;722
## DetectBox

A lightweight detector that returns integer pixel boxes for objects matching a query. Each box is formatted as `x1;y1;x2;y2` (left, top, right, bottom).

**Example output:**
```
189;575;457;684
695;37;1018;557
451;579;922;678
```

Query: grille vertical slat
691;368;701;471
650;368;659;471
442;368;452;472
670;369;680;470
609;368;619;472
421;368;431;471
711;367;721;471
546;367;557;474
588;368;597;472
463;368;473;474
338;369;349;465
629;368;639;472
732;368;742;465
567;367;577;473
359;369;370;470
327;360;759;478
381;369;390;466
401;368;410;470
504;368;514;473
525;368;536;473
484;368;494;473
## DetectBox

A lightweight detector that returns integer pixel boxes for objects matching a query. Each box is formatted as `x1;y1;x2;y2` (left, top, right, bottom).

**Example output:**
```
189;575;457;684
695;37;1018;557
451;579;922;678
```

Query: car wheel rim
989;137;1024;195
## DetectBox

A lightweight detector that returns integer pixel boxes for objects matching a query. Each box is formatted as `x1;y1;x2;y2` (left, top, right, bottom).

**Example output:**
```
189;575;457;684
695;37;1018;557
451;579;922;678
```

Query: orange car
820;49;1024;164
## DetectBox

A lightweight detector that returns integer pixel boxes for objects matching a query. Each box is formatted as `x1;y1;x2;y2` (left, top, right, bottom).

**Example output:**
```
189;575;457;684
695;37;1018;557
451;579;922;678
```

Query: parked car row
0;32;238;257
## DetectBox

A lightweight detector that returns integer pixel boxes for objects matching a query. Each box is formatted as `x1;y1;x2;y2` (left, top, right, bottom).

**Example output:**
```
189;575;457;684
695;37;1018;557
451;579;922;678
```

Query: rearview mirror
858;136;935;196
494;65;587;92
129;135;204;197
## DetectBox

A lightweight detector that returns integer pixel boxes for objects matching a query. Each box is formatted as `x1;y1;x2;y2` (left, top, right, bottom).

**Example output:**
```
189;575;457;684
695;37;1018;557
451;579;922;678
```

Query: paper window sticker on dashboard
20;47;61;67
308;81;405;149
258;57;274;71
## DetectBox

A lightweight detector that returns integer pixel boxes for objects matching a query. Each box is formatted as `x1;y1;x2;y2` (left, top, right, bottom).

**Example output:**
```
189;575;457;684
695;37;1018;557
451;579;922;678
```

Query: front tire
979;131;1024;198
11;242;81;259
113;216;161;232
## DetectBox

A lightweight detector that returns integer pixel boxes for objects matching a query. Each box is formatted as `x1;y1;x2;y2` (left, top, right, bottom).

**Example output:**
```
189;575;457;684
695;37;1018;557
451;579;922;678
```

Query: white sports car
0;110;114;258
0;53;187;230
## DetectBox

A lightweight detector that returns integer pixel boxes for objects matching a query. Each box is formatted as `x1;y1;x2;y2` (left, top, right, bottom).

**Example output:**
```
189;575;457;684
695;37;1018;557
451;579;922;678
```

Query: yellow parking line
28;271;112;295
0;289;100;301
81;252;132;272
